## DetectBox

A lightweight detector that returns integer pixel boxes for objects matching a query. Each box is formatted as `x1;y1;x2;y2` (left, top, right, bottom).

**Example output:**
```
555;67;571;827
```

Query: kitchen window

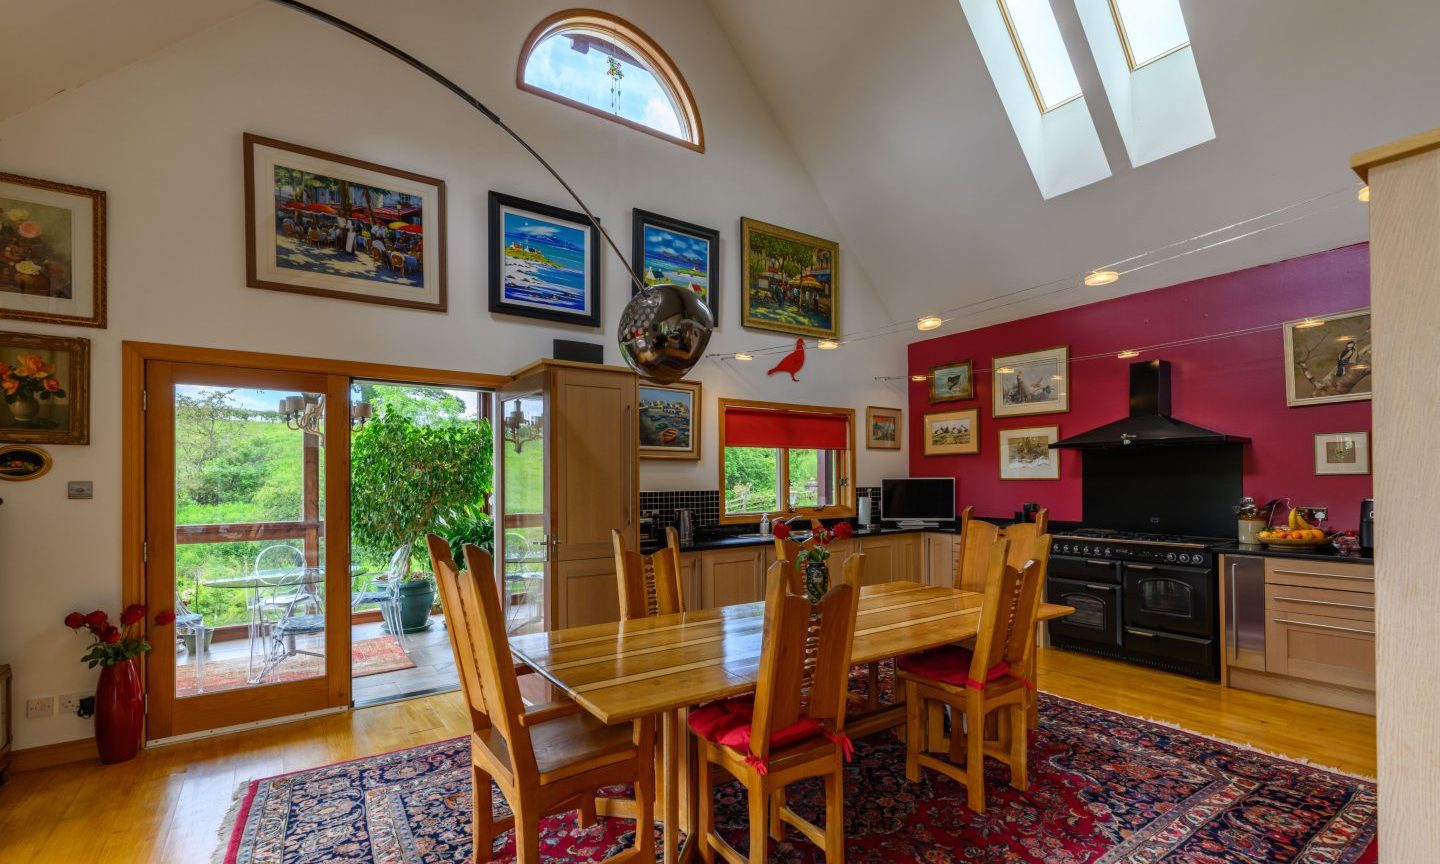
718;399;855;523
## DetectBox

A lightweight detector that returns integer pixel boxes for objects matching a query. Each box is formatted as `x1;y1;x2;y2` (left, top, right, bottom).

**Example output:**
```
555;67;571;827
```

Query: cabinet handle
1273;568;1373;582
1125;627;1156;638
1084;559;1112;567
624;403;634;527
1127;564;1156;571
1271;617;1374;636
1228;562;1238;656
1272;595;1374;611
1085;583;1116;591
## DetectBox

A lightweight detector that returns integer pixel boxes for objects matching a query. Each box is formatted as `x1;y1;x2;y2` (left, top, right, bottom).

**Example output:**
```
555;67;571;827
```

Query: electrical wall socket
1298;506;1330;525
26;695;55;719
59;692;89;717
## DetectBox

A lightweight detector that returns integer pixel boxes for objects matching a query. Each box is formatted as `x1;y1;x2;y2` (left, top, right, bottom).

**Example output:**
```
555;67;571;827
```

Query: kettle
676;509;695;545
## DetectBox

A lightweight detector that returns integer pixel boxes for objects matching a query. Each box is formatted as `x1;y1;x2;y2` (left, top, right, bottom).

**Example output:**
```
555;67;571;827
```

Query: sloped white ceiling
705;0;1439;331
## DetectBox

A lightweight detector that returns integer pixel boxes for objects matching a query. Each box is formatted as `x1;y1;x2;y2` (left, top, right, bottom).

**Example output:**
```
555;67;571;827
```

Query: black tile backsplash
640;486;884;530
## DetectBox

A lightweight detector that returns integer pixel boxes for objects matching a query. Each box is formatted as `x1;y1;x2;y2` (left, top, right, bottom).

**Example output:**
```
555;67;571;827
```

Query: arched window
518;10;703;152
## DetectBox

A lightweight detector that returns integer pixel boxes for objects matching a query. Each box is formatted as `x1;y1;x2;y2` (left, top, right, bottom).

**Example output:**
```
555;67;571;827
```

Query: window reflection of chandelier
502;400;543;453
279;394;373;440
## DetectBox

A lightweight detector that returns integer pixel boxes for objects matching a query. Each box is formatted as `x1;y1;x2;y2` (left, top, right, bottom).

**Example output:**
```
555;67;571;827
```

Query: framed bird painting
929;360;973;403
1283;308;1371;406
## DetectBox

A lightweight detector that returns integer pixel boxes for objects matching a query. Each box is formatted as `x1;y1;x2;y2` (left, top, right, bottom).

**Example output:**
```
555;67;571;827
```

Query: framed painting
0;444;51;482
866;406;902;450
1284;309;1371;406
1314;431;1370;475
993;346;1069;418
923;408;979;456
638;379;701;460
0;331;89;445
740;217;838;339
489;192;601;327
632;209;719;324
929;360;973;403
0;170;106;328
998;426;1060;480
245;134;446;312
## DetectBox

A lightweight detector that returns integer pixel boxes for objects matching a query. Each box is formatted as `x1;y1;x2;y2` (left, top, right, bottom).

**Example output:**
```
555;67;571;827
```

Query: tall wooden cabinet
496;360;638;631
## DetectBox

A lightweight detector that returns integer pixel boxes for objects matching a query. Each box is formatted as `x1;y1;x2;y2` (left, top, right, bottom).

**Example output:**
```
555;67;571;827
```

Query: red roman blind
724;405;850;450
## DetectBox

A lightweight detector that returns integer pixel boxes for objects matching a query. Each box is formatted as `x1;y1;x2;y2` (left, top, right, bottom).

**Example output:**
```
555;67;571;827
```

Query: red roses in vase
773;520;854;603
65;604;174;668
63;604;174;764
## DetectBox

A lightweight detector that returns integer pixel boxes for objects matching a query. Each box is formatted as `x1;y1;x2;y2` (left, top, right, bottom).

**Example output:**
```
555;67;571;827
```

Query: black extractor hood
1051;360;1249;450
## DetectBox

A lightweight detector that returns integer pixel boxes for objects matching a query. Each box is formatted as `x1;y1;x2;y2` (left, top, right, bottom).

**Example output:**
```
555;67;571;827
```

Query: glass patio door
144;361;352;739
497;379;548;635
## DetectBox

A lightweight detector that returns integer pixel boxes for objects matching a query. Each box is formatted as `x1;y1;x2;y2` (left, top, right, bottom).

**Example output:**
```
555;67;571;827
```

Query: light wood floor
0;648;1375;863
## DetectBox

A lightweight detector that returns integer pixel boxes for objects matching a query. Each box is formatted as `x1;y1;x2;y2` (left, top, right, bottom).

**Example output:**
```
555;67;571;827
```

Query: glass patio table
202;566;332;686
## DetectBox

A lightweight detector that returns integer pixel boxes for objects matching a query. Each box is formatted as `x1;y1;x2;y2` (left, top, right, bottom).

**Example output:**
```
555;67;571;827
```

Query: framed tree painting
923;408;979;456
740;217;838;339
866;406;902;450
0;171;106;328
0;331;89;445
1284;309;1371;406
638;379;701;460
489;192;601;327
632;209;719;324
929;360;973;403
244;134;447;312
998;426;1060;480
993;346;1069;418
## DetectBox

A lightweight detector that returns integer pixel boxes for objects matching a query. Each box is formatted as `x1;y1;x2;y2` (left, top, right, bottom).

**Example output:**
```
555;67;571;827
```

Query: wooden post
302;428;321;568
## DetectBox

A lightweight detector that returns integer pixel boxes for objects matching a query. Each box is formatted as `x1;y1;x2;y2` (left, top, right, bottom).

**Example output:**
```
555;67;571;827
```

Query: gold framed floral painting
0;171;107;328
0;331;90;445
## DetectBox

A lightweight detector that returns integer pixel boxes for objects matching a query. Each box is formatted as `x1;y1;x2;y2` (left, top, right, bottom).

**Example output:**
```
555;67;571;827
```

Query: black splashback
1081;444;1242;537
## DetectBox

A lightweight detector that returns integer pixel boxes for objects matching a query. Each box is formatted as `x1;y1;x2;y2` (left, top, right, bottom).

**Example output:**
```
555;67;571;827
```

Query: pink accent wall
907;244;1372;530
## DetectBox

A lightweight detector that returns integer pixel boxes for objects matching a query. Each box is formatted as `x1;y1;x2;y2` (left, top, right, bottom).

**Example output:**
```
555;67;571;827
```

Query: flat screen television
881;478;956;525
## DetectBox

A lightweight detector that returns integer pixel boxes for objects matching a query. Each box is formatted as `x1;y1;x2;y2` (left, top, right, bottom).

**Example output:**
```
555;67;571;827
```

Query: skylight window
1108;0;1190;69
998;0;1083;113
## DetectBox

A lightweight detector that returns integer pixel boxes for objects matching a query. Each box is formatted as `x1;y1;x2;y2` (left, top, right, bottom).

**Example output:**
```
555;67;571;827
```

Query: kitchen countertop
642;522;968;554
1214;541;1373;565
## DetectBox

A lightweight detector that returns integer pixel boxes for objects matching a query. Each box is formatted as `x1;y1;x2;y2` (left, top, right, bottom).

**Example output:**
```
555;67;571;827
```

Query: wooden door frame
121;341;511;738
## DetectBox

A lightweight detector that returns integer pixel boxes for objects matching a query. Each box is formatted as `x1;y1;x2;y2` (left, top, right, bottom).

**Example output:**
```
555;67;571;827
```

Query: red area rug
176;636;414;697
220;693;1376;863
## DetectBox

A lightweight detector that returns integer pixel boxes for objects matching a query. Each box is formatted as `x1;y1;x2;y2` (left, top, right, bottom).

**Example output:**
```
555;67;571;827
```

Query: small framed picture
489;192;601;327
924;408;979;456
1314;431;1370;475
0;444;51;482
929;361;973;403
998;426;1060;480
866;406;902;450
244;134;446;312
638;380;701;460
0;331;89;445
632;209;719;324
1283;309;1371;406
0;170;106;328
993;346;1069;418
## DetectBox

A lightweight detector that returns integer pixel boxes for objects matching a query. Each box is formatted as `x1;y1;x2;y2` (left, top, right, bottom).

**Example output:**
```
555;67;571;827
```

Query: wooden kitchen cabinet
1264;609;1375;691
554;557;623;629
851;533;921;585
923;532;957;587
697;546;767;608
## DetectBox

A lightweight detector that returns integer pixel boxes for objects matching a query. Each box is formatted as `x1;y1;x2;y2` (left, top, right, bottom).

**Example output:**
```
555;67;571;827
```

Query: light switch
67;480;93;499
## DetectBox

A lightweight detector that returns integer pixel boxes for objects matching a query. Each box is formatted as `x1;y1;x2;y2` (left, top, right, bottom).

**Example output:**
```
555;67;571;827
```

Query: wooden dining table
509;580;1074;864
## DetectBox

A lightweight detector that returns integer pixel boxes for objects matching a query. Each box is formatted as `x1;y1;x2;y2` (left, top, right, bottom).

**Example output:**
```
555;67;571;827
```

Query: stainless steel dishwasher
1223;554;1267;671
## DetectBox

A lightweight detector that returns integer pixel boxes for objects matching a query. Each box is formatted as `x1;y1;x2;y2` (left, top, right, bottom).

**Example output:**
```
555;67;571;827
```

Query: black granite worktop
1214;541;1373;566
641;521;964;554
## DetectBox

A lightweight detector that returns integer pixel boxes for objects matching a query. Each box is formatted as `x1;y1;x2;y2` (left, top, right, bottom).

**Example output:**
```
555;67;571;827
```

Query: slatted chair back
955;505;1001;591
426;534;489;731
613;529;686;621
748;557;861;766
969;537;1050;685
459;543;539;779
1000;508;1049;572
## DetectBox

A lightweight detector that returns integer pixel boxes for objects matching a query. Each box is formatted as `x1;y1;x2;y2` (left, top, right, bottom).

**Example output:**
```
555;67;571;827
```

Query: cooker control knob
1165;551;1178;562
1104;547;1112;557
1178;553;1191;564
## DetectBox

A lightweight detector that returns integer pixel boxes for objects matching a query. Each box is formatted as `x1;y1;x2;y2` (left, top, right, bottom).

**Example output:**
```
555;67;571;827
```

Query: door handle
1271;617;1374;636
1125;627;1156;638
1228;562;1238;656
1084;559;1112;567
623;403;634;528
1085;583;1116;591
1127;564;1156;571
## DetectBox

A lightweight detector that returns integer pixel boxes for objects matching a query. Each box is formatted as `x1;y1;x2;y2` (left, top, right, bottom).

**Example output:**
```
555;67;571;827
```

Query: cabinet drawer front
1265;583;1375;623
1265;610;1375;691
1264;559;1374;594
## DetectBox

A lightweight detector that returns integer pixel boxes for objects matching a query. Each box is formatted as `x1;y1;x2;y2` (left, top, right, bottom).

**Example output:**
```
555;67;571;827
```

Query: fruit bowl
1259;534;1334;548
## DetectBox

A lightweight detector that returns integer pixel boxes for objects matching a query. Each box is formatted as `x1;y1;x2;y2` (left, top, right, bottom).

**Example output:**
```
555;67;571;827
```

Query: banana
1287;507;1316;531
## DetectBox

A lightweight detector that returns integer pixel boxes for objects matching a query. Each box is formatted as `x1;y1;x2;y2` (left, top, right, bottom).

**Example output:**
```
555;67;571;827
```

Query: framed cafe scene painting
0;171;106;328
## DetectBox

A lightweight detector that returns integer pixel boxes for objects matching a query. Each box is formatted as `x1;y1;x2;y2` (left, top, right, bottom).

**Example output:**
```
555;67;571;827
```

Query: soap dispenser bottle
759;512;771;536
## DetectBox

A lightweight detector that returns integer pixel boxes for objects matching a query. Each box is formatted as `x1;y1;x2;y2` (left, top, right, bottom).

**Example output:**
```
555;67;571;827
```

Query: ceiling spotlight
1117;349;1140;359
817;339;839;350
734;352;754;361
1358;185;1370;203
911;374;928;382
1084;270;1120;287
917;316;943;331
1294;318;1325;329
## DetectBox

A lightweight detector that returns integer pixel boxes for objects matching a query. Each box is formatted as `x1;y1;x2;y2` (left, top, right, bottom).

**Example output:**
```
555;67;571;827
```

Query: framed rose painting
0;171;106;328
0;331;90;445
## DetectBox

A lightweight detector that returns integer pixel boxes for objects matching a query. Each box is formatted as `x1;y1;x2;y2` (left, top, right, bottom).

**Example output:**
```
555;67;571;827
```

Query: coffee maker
1359;499;1375;553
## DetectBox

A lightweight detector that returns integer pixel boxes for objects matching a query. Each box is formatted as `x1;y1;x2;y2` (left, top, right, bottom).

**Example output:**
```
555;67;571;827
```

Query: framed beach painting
923;408;979;456
638;380;701;460
1284;309;1371;406
1314;431;1370;475
0;331;89;445
244;134;446;312
489;192;601;327
993;346;1069;418
999;426;1060;480
632;209;719;323
0;444;51;482
866;406;902;450
0;171;106;328
740;217;838;339
929;360;973;403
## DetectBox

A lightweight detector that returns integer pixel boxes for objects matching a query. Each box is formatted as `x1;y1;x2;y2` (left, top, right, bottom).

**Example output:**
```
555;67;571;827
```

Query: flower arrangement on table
64;604;174;668
772;520;854;603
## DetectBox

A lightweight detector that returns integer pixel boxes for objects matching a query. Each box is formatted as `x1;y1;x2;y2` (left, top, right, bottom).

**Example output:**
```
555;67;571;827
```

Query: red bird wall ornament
767;338;807;381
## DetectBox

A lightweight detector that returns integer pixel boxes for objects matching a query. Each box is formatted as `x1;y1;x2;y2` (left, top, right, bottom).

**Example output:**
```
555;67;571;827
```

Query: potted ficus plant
772;520;854;603
63;604;174;764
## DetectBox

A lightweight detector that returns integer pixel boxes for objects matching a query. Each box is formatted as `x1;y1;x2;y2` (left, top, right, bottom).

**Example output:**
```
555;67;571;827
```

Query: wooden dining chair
954;506;1049;588
898;537;1050;814
426;534;657;864
690;555;863;864
613;527;686;620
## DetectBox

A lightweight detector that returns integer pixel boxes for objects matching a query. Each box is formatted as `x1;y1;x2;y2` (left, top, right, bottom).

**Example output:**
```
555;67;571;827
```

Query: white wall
0;0;908;750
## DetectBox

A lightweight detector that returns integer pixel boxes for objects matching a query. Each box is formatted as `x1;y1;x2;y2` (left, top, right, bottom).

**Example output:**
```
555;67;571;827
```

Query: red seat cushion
897;645;1010;689
687;696;826;755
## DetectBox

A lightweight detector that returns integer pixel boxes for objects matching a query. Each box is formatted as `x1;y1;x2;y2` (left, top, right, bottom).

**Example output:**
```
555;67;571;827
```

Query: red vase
95;659;143;764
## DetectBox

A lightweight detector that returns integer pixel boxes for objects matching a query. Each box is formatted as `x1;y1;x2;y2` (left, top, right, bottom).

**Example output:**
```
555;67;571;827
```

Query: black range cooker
1046;528;1224;680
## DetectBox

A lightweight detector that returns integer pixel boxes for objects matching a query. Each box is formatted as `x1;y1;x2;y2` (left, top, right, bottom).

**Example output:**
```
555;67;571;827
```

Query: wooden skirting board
1227;668;1375;716
10;737;98;773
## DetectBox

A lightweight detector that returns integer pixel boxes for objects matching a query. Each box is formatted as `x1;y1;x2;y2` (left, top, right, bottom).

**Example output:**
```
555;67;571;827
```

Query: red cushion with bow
687;696;826;753
897;644;1011;689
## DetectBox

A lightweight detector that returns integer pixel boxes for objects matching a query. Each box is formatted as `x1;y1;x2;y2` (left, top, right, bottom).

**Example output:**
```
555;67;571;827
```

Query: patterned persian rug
220;693;1376;864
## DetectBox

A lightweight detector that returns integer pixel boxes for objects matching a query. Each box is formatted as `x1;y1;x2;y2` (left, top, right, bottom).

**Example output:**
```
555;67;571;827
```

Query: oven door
1046;574;1123;648
1122;563;1213;638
